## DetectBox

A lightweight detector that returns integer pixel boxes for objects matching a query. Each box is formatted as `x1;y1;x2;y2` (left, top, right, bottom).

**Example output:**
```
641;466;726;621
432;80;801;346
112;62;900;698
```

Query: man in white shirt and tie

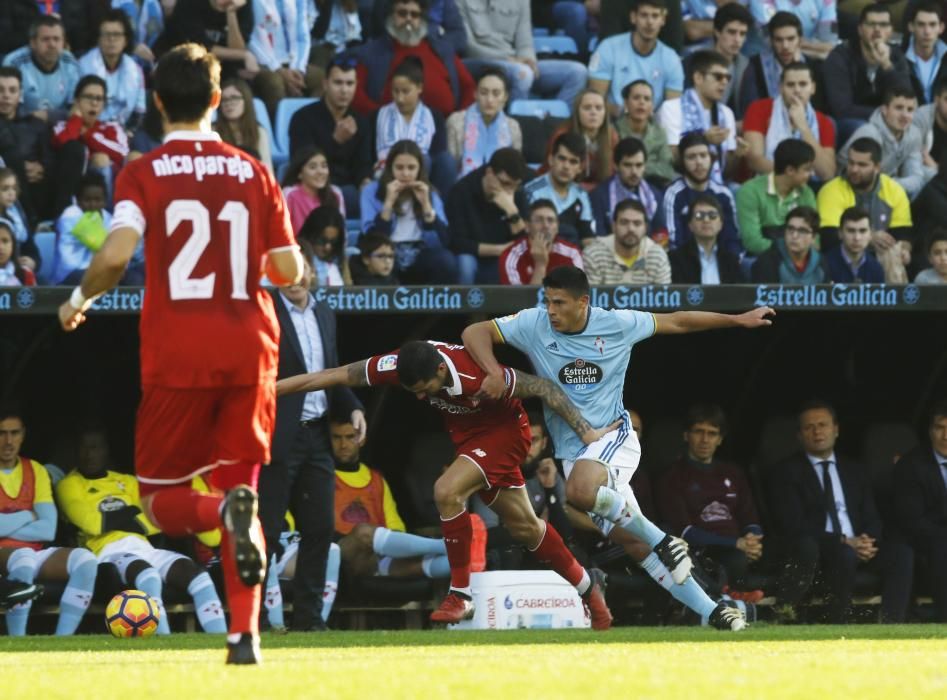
764;400;882;623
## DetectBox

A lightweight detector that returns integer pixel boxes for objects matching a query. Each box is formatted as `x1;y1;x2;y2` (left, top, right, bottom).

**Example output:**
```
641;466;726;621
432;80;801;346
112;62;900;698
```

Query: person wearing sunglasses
669;192;745;284
657;49;747;185
348;0;475;119
663;131;742;254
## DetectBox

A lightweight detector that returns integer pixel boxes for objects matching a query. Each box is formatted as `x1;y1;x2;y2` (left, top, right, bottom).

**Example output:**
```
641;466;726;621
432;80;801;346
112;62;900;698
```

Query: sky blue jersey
493;306;655;461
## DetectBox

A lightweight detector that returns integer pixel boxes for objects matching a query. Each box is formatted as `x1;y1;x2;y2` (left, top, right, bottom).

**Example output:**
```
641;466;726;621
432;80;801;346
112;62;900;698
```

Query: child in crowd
374;57;454;194
0;169;38;273
350;230;399;286
0;219;35;286
915;229;947;285
282;146;345;233
51;173;143;285
297;206;350;286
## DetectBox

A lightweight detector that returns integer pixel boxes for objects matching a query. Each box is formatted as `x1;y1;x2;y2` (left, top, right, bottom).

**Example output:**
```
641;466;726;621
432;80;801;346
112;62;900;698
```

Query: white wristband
70;286;93;312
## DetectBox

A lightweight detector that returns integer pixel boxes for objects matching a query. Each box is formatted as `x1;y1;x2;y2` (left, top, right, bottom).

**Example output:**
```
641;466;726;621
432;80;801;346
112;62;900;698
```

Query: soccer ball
105;589;160;638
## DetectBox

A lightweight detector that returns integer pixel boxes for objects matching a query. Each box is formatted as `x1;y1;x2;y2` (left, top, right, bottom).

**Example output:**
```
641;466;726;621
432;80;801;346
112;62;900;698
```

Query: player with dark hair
463;267;775;631
275;339;617;629
58;43;303;664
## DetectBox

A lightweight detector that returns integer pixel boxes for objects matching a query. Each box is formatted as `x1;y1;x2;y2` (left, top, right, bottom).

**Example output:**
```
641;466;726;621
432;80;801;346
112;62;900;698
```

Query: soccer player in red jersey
277;340;616;629
58;44;303;664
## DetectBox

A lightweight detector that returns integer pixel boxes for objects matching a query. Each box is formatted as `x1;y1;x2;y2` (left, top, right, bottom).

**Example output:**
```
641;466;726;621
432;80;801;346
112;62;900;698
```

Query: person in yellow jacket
56;428;226;634
0;405;98;636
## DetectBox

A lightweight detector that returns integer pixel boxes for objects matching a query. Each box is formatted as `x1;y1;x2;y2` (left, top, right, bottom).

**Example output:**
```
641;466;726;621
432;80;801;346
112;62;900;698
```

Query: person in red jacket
51;74;128;214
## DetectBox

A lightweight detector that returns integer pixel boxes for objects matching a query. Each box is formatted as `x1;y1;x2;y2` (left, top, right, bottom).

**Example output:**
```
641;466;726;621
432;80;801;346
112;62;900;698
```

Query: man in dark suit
765;400;882;623
668;193;744;284
891;400;947;621
260;252;365;631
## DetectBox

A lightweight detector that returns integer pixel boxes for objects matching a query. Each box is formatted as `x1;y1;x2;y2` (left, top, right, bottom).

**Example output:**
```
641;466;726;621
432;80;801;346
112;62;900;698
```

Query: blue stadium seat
508;99;571;120
533;35;578;56
273;97;318;166
33;231;56;284
251;98;280;169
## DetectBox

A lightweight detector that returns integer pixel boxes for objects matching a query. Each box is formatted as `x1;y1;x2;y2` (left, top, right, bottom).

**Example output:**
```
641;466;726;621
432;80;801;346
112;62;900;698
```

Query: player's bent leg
165;557;227;634
430;456;486;624
322;543;341;623
573;458;692;585
4;548;39;636
36;548;97;636
490;488;613;630
207;461;266;663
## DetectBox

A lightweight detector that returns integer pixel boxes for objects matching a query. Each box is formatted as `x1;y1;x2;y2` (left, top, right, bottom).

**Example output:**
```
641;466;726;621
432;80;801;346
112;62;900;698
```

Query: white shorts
562;414;642;538
98;535;188;581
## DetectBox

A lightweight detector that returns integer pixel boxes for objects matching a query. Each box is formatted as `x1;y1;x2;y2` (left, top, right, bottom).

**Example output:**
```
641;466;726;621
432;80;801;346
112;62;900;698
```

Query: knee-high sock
187;571;227;633
148;488;223;537
210;460;264;638
640;553;716;619
592;486;665;548
529;522;590;594
372;527;447;557
5;548;37;636
421;554;451;578
439;510;473;593
134;568;171;635
263;555;284;628
321;543;340;622
56;549;97;636
220;519;263;637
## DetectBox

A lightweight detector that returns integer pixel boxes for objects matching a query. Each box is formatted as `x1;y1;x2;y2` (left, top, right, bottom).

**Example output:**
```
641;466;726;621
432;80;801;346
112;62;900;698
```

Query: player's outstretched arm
652;307;776;335
58;227;140;331
512;370;619;445
462;321;507;399
275;360;370;397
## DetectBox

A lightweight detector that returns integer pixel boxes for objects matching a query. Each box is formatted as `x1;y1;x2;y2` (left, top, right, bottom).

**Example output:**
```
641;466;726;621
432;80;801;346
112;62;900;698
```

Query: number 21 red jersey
111;132;296;388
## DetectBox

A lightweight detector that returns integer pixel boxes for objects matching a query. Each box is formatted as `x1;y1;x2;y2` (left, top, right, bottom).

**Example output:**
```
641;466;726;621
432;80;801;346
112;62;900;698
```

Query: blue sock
264;556;285;628
421;554;451;579
134;568;171;635
640;553;716;620
56;549;97;636
592;486;665;547
372;527;447;557
5;549;37;636
322;543;340;622
187;571;226;633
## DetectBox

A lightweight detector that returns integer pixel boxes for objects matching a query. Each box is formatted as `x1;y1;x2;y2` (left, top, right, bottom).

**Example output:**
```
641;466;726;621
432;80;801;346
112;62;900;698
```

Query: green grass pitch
2;625;946;700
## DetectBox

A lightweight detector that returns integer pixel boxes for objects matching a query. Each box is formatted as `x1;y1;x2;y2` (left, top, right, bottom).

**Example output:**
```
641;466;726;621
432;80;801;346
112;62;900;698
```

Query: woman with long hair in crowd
0;219;36;286
297;206;351;286
446;67;522;176
543;90;618;189
213;78;273;172
360;140;457;283
281;146;345;233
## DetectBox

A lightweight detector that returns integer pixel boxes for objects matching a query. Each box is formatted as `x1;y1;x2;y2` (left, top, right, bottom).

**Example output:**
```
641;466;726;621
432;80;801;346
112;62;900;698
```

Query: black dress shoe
291;616;328;632
226;633;262;665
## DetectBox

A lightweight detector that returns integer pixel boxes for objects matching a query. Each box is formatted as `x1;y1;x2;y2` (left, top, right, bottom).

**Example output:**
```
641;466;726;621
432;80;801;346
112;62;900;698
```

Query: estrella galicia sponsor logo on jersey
558;359;603;385
97;496;128;513
376;354;397;372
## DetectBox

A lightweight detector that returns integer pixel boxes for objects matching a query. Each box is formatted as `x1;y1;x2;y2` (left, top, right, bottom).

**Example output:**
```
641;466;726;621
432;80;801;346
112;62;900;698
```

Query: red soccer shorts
136;382;276;488
455;413;531;506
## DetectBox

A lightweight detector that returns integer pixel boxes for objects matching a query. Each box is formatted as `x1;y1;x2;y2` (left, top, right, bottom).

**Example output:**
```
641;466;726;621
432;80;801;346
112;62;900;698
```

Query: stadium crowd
2;0;947;637
1;0;947;287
